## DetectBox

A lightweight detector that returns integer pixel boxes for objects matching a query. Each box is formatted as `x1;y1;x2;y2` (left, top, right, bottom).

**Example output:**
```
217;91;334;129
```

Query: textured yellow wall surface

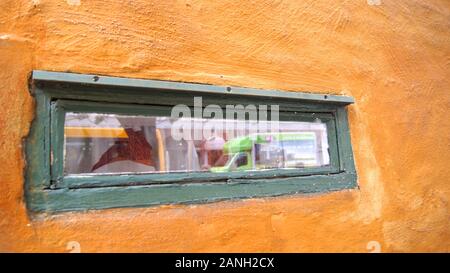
0;0;449;252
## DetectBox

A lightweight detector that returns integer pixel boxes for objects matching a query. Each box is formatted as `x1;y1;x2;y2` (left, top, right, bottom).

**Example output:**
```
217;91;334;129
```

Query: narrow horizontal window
64;112;330;175
26;71;357;212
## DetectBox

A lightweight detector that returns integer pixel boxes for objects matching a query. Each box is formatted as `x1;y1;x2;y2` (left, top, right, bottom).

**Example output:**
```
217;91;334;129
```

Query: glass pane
64;112;330;175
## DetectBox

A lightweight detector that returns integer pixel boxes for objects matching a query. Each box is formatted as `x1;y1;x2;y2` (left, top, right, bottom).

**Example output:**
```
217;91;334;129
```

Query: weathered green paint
32;70;355;105
335;107;357;176
28;173;357;212
26;70;357;213
25;88;51;191
61;167;342;189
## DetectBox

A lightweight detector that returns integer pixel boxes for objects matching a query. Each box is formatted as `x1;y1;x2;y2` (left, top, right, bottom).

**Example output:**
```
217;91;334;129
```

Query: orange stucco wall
0;0;449;252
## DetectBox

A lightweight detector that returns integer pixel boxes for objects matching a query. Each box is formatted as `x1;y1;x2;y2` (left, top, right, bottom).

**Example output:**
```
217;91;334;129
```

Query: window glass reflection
64;113;330;175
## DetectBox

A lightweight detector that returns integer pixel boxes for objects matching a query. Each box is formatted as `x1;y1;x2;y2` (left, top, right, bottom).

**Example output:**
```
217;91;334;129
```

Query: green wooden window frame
26;70;357;212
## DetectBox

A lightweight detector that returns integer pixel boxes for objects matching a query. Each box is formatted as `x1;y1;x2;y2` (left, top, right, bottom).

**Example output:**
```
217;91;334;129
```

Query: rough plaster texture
0;0;449;252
